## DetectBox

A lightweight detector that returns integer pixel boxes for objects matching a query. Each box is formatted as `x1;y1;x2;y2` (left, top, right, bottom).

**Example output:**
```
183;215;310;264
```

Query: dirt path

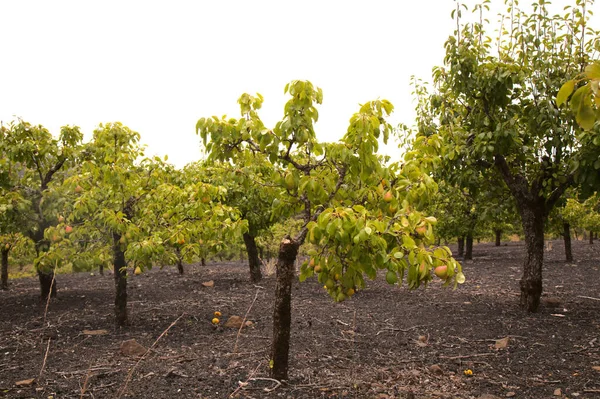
1;240;599;398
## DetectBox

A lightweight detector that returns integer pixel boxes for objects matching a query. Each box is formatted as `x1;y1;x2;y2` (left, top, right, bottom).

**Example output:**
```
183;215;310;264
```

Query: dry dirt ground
1;240;599;399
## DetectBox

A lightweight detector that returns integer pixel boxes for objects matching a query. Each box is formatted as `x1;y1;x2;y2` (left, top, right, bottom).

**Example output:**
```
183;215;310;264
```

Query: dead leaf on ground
495;337;510;350
592;366;600;372
15;378;35;387
201;280;214;287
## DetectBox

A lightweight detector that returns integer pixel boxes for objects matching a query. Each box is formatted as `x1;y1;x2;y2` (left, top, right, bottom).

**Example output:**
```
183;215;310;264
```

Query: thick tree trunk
457;236;465;258
495;229;502;246
243;232;262;283
465;233;473;260
270;236;299;381
563;222;573;262
176;247;184;274
113;233;128;326
1;248;8;290
519;205;545;312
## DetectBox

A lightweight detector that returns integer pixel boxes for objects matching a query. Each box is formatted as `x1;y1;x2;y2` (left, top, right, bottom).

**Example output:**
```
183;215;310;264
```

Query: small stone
120;339;147;357
553;388;562;396
223;316;244;328
429;364;443;375
506;392;516;397
244;320;254;327
544;297;561;308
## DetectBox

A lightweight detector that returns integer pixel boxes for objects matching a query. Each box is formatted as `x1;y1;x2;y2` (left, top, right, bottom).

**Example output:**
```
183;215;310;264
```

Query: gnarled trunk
457;236;465;258
563;222;573;262
1;248;9;290
270;236;299;381
465;233;473;260
113;233;128;326
243;232;262;283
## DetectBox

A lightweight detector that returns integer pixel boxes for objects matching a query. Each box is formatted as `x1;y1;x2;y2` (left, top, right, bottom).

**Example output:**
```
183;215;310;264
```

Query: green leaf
556;80;575;107
584;62;600;80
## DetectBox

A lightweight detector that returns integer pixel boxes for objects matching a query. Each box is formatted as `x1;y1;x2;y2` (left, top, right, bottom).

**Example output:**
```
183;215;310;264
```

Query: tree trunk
590;231;594;244
201;257;206;266
113;233;128;326
1;248;9;290
518;205;545;312
465;234;473;260
243;232;262;283
99;263;104;276
270;236;299;381
563;222;573;262
457;236;465;258
33;232;57;300
495;229;502;246
176;247;184;274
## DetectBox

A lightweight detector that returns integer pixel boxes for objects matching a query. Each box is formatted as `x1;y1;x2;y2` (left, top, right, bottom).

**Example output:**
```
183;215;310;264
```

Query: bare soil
1;240;599;399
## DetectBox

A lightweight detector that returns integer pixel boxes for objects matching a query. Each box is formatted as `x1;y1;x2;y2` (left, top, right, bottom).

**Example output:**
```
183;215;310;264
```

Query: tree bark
1;248;9;290
33;232;57;300
176;247;184;274
590;231;594;244
494;229;502;246
518;205;545;312
99;263;104;276
201;257;206;267
243;232;262;283
113;233;128;326
457;236;465;258
465;233;473;260
270;236;299;381
563;222;573;262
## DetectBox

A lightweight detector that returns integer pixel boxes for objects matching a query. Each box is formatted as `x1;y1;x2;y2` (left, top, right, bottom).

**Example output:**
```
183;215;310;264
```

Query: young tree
54;123;246;326
0;121;83;299
197;81;463;380
194;157;283;282
413;1;597;311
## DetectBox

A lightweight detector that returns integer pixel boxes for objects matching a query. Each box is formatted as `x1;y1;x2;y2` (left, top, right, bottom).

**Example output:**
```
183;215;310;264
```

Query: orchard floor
1;240;600;399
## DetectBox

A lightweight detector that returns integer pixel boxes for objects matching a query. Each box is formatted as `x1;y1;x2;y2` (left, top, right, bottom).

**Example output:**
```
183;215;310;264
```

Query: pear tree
197;81;463;380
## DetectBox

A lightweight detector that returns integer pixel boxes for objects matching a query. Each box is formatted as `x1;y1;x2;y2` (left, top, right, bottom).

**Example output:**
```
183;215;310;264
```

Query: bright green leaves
557;80;576;107
302;204;464;301
558;62;600;130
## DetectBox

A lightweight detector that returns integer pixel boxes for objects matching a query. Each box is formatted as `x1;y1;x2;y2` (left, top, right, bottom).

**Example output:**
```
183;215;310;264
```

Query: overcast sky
0;1;594;167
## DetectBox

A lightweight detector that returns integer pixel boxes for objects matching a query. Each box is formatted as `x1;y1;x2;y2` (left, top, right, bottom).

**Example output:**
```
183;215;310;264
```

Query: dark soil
1;240;599;399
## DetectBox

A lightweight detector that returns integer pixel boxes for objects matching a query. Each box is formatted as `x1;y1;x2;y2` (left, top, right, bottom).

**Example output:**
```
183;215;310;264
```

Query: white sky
0;1;595;168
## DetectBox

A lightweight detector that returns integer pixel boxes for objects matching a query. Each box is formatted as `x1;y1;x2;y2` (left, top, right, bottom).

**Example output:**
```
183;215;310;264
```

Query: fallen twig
229;362;262;398
233;287;262;354
577;295;600;302
250;377;282;392
439;353;496;360
38;337;51;380
375;325;429;336
41;270;56;329
115;313;185;399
